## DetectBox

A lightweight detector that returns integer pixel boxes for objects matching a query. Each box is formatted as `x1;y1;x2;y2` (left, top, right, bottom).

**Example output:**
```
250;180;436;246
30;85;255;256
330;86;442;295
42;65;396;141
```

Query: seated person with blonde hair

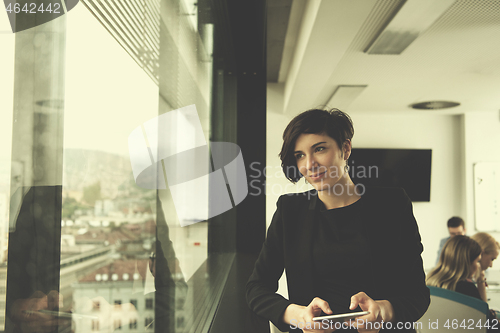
471;232;500;301
427;235;482;299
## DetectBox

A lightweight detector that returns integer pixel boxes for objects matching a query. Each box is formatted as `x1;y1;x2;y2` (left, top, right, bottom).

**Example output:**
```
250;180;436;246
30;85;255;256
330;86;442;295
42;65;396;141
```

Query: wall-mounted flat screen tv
348;148;432;202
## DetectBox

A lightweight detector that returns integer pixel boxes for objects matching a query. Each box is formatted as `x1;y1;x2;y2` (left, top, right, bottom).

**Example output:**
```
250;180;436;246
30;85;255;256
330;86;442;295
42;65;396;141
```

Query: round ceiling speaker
410;101;460;110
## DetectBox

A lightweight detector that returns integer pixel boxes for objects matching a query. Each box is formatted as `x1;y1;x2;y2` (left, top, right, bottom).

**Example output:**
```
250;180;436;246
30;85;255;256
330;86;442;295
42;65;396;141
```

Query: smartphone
24;310;98;319
313;311;369;321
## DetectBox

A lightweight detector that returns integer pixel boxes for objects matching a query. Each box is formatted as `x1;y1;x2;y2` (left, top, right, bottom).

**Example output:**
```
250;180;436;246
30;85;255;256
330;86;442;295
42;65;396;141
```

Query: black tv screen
348;148;432;202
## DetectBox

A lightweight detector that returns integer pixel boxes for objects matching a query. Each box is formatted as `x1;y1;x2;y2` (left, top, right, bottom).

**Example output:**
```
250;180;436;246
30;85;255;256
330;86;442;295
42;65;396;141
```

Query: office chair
416;286;489;333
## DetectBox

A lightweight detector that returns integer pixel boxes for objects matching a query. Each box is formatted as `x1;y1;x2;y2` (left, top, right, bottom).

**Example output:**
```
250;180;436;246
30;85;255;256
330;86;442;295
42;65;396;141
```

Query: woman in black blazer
246;109;430;332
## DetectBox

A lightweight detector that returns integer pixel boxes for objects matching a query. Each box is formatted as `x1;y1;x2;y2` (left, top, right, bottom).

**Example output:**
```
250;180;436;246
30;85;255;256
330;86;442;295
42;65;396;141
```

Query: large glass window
0;0;243;331
0;9;15;332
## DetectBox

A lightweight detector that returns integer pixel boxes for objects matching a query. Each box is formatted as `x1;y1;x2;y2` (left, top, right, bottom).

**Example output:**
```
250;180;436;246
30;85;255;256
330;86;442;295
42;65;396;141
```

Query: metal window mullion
97;0;141;51
122;0;147;47
143;14;159;41
83;0;134;55
140;17;157;51
121;0;155;59
91;0;141;53
141;29;158;54
144;0;159;21
105;0;143;50
127;0;146;25
118;0;145;37
143;2;160;34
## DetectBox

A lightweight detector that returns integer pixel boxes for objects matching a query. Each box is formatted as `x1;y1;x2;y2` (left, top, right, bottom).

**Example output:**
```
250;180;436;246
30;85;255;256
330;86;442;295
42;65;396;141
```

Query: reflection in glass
4;0;213;331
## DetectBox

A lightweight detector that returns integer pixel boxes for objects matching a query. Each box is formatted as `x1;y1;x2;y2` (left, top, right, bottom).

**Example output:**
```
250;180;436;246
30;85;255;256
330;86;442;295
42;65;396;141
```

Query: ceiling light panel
327;85;367;111
365;0;456;55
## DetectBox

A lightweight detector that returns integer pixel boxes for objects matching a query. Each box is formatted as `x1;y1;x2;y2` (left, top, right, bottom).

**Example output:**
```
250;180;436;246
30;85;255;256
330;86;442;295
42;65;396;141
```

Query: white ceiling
272;0;500;116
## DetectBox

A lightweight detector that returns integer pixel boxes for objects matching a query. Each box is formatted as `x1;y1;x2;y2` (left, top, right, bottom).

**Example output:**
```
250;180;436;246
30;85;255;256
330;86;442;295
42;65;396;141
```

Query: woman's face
480;251;498;270
294;133;350;193
470;254;482;277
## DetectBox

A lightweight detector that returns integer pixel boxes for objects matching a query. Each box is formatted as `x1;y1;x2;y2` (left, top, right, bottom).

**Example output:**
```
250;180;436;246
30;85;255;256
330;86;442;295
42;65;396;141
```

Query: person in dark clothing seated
435;216;467;265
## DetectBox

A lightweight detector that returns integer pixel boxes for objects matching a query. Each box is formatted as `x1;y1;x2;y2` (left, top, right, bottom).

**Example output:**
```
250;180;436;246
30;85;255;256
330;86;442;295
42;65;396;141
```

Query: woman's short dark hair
279;108;354;183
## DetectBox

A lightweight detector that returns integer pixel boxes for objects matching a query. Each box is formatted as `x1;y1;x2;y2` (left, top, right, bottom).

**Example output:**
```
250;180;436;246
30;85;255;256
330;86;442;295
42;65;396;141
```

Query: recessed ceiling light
410;101;460;110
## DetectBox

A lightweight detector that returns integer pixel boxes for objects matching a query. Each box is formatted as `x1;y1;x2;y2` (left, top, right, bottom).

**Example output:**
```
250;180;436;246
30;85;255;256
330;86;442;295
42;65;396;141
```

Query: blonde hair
471;232;499;280
427;236;482;291
471;232;500;255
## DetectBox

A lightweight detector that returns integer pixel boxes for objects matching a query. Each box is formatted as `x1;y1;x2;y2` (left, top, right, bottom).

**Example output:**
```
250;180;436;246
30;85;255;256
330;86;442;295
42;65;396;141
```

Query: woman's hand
10;290;62;333
283;297;336;332
478;270;487;285
347;292;394;333
477;270;488;302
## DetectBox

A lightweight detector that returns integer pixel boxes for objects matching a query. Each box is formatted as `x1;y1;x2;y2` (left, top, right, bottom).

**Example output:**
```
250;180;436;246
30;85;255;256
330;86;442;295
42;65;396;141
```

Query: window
176;316;185;328
145;317;154;329
91;320;99;331
1;0;254;332
145;298;153;310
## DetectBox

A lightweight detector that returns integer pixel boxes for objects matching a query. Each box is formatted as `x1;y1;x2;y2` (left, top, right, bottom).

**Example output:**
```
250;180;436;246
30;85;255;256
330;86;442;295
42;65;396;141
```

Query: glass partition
0;0;242;331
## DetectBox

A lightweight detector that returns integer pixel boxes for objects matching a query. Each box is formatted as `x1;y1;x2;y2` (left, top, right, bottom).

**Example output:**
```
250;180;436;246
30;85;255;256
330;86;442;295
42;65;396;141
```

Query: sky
1;4;159;165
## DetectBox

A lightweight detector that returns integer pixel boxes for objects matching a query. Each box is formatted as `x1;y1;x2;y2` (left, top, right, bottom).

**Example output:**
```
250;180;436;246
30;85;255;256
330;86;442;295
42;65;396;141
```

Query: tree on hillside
62;197;86;219
82;181;101;206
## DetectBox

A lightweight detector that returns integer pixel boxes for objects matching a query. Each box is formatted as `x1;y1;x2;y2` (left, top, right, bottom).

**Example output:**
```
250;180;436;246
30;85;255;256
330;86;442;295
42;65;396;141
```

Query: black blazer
246;187;430;332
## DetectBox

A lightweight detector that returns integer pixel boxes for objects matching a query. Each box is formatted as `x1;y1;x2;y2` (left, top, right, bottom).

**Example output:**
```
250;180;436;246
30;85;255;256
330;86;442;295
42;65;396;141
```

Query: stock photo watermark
247;162;377;197
290;319;423;331
128;105;248;227
128;105;381;226
3;0;79;33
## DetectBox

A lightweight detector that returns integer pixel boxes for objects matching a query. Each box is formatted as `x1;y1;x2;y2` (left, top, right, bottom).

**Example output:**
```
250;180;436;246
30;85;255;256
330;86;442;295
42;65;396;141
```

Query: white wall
464;111;500;254
351;113;464;269
266;84;466;272
265;84;314;227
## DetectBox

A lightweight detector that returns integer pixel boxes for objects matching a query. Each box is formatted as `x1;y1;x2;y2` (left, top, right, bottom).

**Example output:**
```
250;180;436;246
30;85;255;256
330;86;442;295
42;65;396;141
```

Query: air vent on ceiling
410;101;460;110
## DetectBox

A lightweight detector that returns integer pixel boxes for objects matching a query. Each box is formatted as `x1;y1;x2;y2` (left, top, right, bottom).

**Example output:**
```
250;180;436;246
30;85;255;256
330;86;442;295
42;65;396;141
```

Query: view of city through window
0;0;215;331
